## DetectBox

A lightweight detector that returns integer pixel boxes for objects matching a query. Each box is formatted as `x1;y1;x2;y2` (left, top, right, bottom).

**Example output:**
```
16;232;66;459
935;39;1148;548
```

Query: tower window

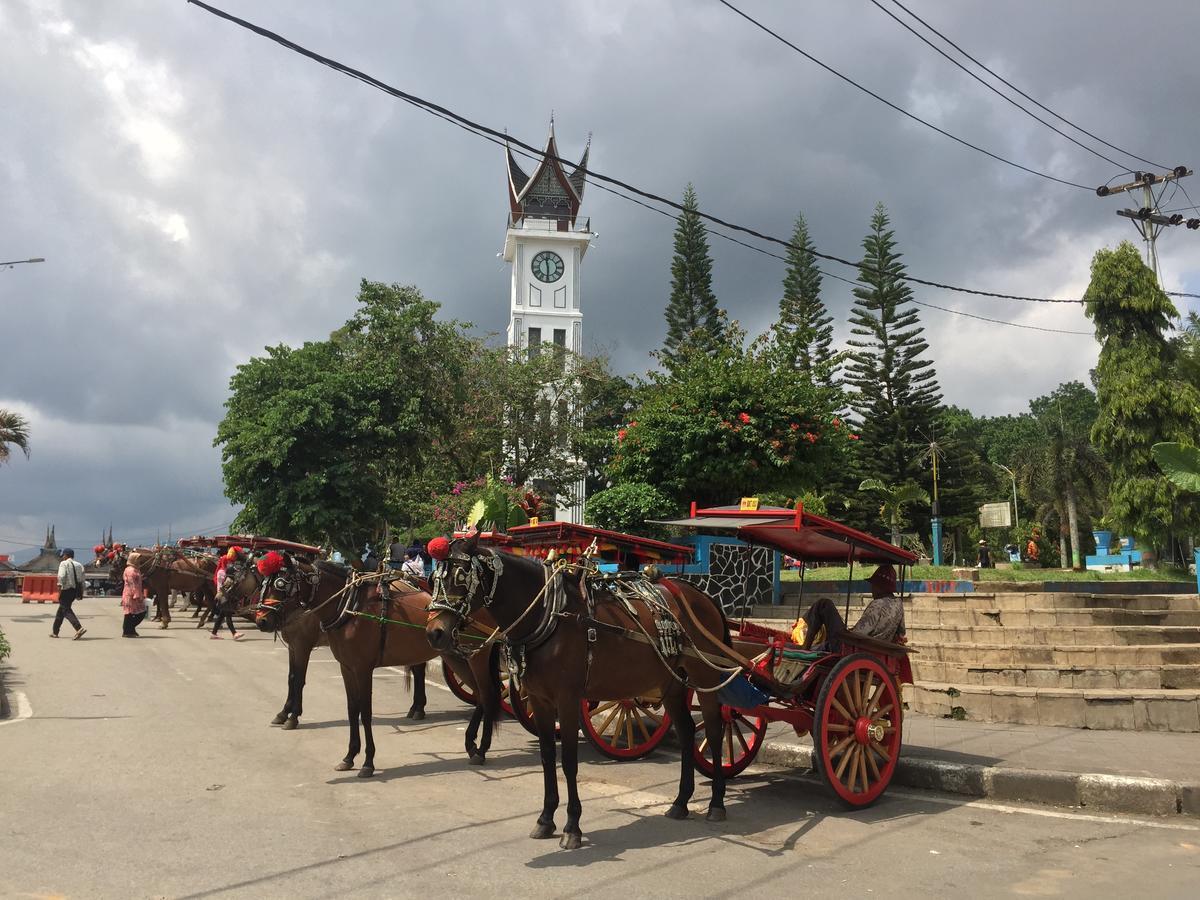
552;328;567;372
527;327;541;360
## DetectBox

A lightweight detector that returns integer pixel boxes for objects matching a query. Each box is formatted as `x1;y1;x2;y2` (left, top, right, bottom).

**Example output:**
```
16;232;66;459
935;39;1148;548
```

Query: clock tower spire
503;121;593;524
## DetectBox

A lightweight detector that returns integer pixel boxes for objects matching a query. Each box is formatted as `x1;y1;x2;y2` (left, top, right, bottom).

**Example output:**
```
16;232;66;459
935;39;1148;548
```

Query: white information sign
979;502;1013;528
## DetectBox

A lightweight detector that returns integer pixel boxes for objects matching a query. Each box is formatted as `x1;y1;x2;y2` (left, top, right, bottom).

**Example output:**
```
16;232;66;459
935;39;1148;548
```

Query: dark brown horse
256;554;501;776
426;534;736;850
218;558;428;730
119;547;218;628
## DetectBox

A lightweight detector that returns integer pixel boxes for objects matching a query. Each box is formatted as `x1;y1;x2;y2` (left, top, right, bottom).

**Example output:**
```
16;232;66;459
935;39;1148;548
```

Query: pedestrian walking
977;539;992;568
121;560;148;637
51;548;87;640
210;558;242;641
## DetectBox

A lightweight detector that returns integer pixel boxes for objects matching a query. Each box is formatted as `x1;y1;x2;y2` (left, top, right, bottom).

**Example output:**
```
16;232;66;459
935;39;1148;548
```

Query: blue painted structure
673;533;782;605
1085;532;1142;571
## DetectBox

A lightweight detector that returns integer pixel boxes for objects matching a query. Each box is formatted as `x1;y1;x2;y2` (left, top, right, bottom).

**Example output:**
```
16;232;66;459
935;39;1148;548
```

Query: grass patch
781;565;1193;583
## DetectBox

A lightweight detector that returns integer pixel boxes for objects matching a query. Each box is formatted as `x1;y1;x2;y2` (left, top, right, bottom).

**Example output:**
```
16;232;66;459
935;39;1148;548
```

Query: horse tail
485;642;503;734
402;665;414;694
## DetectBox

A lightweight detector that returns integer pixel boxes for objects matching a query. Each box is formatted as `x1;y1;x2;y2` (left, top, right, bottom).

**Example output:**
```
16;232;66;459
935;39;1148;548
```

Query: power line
186;0;1089;306
714;0;1096;191
867;0;1131;171
594;175;1093;334
884;0;1167;171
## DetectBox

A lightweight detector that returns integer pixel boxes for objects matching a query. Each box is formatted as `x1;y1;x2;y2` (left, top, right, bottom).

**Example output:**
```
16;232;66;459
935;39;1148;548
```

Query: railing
508;214;591;234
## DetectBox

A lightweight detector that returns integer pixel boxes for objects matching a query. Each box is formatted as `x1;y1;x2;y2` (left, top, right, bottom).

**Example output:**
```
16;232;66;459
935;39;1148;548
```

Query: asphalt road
2;597;1198;899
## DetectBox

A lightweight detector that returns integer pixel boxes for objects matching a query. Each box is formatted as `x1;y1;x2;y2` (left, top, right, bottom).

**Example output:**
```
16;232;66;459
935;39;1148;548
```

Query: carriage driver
797;563;906;650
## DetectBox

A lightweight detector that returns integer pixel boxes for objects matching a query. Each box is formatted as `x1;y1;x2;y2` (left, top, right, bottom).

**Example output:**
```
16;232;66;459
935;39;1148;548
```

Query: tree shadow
323;748;537;785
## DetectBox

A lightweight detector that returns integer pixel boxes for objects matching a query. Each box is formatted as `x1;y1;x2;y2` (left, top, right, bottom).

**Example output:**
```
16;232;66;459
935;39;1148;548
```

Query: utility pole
1097;166;1193;284
996;463;1019;533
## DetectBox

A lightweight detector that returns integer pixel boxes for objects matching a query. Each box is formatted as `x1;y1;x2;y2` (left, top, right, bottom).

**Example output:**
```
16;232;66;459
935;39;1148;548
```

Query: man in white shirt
52;548;88;639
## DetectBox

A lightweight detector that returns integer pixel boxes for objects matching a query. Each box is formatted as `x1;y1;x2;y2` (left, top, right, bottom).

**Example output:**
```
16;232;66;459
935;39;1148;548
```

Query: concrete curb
758;737;1200;818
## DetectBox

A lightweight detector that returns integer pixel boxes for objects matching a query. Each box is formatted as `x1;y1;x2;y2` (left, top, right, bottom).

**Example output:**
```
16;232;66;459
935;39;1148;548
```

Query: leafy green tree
858;478;931;546
585;482;676;536
608;335;852;507
774;212;835;382
577;367;636;498
1085;242;1200;553
0;409;31;464
845;204;943;497
216;281;469;551
662;184;726;369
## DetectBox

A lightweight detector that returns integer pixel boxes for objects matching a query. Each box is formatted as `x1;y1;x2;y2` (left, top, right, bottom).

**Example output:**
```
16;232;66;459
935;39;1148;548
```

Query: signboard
739;497;760;511
979;502;1013;528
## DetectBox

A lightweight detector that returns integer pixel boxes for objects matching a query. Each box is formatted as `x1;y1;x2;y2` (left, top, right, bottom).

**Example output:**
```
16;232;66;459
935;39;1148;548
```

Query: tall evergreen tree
775;212;835;381
845;203;943;495
662;184;725;369
1085;241;1200;553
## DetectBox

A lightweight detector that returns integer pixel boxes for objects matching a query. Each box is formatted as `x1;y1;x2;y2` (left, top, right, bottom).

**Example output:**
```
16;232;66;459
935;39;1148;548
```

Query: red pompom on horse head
257;550;286;576
93;544;105;556
427;536;451;561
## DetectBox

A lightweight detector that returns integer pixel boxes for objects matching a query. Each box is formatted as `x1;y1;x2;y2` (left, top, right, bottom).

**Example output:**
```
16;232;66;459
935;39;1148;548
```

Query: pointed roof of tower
568;133;590;201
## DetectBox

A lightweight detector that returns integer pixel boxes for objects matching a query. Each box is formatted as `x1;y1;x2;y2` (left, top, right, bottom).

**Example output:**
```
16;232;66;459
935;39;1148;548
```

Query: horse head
218;554;263;613
254;551;316;632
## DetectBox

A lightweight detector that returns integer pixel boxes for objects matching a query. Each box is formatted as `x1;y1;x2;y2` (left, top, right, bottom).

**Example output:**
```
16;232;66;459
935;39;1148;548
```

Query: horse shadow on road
525;769;962;869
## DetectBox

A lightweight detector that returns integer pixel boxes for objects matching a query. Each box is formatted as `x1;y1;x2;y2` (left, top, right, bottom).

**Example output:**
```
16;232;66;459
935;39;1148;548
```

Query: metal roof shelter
177;535;325;556
461;522;693;566
651;504;916;566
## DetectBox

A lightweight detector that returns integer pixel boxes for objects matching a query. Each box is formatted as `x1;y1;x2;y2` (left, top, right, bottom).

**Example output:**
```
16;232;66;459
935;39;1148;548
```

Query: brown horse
218;558;428;730
426;534;737;850
120;548;218;628
256;554;501;776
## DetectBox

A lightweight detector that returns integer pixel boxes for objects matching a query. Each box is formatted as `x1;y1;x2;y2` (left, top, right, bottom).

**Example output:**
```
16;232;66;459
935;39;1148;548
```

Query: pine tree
662;184;725;369
845;203;943;496
1086;241;1200;553
775;212;835;381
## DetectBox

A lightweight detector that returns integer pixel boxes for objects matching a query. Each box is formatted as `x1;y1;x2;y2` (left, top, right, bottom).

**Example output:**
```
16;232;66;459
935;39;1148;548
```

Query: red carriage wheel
812;653;903;808
687;690;768;778
441;660;477;706
506;678;564;737
581;698;672;760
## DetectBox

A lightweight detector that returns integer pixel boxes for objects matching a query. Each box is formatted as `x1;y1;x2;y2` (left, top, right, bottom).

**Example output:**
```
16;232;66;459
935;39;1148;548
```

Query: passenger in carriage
797;563;906;650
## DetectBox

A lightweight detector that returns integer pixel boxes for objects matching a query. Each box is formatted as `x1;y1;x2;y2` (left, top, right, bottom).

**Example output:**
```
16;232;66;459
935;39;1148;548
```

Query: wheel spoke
634;709;652;743
733;721;751;756
838;678;856;717
625;708;635;750
863;744;881;782
834;740;856;781
824;723;850;733
725;720;735;764
864;679;883;718
869;739;892;763
830;695;854;723
698;734;710;754
595;702;621;738
827;734;854;759
856;744;869;793
854;670;867;714
874;703;893;720
591;700;618;716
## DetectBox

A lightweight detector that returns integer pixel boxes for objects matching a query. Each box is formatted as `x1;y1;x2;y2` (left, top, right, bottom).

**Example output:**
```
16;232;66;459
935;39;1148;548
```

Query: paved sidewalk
761;712;1200;817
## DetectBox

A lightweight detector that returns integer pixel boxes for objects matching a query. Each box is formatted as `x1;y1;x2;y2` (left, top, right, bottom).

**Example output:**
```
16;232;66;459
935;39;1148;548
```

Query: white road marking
0;691;32;726
173;667;193;683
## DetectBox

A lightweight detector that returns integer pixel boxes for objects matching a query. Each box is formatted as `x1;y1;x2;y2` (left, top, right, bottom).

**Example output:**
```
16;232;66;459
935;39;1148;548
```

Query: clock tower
503;123;593;523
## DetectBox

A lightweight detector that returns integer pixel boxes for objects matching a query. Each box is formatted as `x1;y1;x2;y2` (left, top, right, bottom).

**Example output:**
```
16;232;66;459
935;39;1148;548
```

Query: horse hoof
529;822;556;840
706;808;727;823
406;708;426;721
282;718;298;731
270;714;287;726
357;766;376;779
664;804;690;820
334;761;354;772
560;832;583;850
469;754;486;766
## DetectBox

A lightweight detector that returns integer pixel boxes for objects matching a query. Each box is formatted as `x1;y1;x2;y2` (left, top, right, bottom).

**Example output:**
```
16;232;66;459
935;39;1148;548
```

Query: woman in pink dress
121;563;148;637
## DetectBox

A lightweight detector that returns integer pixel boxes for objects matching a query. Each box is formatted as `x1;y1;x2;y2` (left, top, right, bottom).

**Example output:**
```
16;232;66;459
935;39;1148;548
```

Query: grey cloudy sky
2;0;1197;559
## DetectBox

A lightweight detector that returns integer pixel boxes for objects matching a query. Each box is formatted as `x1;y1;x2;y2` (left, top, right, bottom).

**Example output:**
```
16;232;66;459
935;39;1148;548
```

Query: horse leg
528;694;560;840
334;663;361;772
272;663;295;726
357;667;377;778
475;643;503;762
663;683;696;819
699;692;727;822
558;696;584;850
465;707;484;764
406;662;427;720
283;639;313;730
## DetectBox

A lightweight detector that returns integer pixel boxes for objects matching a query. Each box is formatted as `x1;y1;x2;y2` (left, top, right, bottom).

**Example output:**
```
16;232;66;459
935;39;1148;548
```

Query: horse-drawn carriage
430;504;917;822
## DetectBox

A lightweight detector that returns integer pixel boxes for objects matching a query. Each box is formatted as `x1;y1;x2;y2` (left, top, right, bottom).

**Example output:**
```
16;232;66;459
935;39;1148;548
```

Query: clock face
531;250;565;283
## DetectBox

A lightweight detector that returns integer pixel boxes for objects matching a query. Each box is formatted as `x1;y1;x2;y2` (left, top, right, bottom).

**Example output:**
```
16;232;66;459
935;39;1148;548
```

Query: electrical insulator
1187;219;1200;230
1170;214;1184;225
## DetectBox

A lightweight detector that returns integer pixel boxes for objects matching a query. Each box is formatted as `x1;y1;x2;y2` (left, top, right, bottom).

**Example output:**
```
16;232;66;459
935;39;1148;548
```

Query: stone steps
911;641;1200;667
914;661;1200;690
906;682;1200;732
908;624;1200;646
908;607;1200;628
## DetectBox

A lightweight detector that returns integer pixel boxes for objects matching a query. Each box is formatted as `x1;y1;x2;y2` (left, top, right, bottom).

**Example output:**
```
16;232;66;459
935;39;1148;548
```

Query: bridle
426;541;504;624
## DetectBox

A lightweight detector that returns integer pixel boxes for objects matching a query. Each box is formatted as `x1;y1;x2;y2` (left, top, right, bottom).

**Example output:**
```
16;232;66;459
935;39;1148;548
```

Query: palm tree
858;478;931;546
0;410;31;464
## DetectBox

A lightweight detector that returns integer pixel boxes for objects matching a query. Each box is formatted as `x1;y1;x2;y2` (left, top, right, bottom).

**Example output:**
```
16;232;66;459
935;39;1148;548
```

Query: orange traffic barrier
21;574;59;604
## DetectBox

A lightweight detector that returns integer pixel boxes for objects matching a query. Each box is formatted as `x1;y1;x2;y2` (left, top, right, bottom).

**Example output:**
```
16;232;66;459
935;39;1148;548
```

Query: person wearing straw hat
797;563;906;650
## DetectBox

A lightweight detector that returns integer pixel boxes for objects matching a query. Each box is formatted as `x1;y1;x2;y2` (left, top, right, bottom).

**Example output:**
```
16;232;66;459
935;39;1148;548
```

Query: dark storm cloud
2;0;1197;555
